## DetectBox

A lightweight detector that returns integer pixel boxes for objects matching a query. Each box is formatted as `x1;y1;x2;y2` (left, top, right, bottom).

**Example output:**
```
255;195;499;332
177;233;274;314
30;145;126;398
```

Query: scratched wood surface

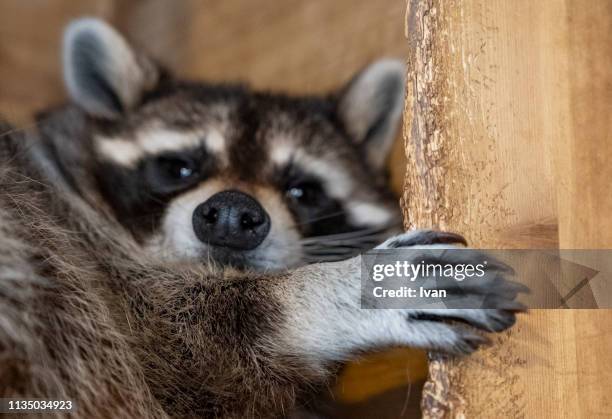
402;0;612;418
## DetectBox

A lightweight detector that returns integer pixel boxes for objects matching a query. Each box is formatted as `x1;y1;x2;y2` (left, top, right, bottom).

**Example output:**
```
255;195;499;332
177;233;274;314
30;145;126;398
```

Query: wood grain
556;2;612;416
402;0;612;417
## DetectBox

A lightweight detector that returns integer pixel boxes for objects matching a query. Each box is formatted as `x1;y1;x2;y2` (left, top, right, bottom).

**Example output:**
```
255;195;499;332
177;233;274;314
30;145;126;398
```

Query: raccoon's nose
193;190;271;250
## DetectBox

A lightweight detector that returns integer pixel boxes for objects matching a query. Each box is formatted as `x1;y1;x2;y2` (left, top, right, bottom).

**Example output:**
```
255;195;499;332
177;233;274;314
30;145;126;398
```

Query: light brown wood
0;0;116;125
402;0;612;418
555;2;612;416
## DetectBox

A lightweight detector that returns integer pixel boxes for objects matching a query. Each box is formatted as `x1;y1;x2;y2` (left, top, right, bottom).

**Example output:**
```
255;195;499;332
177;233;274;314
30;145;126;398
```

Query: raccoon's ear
337;59;405;170
62;18;160;119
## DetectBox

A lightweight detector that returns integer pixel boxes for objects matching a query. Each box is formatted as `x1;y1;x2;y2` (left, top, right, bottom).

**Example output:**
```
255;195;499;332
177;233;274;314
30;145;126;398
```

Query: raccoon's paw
396;316;494;355
405;262;527;337
475;309;520;332
374;230;528;347
444;308;521;353
376;229;467;250
449;328;492;354
400;312;510;355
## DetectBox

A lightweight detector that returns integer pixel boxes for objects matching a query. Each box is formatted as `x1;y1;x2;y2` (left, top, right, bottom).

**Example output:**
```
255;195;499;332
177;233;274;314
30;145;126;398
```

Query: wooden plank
402;0;558;244
557;1;612;417
403;0;612;418
555;0;612;251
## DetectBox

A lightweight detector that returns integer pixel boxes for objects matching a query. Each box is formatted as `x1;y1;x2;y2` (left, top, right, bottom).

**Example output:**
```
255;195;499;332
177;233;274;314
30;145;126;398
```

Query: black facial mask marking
95;145;216;239
277;162;355;238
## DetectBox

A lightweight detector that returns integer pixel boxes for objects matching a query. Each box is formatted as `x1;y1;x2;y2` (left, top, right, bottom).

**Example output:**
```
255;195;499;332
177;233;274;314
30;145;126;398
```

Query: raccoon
0;19;524;418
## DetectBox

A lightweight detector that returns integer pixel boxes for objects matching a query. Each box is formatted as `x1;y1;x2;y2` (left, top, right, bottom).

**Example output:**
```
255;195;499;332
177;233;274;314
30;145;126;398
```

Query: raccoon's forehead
91;94;356;173
94;121;229;167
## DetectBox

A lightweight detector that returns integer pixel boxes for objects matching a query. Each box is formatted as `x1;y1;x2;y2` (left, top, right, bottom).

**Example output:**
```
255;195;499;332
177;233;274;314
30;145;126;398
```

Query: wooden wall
0;0;115;124
0;0;409;110
401;1;612;417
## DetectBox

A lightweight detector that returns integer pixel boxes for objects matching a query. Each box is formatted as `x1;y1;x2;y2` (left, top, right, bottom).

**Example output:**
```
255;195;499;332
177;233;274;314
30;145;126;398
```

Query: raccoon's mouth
206;246;255;269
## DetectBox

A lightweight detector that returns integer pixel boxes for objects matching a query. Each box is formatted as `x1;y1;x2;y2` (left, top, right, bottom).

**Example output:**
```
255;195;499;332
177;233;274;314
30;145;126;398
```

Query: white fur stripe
96;128;226;166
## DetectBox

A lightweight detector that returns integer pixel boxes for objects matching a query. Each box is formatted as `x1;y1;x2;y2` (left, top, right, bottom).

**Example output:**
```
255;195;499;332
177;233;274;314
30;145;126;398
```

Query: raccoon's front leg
274;230;525;364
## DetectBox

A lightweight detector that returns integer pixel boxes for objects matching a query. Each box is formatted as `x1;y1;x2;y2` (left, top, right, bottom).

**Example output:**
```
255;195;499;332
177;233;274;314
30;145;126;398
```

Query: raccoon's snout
192;191;271;251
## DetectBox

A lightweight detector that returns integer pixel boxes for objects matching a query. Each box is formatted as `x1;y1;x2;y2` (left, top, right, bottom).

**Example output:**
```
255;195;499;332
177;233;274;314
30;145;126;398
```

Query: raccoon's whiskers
299;224;400;263
293;209;349;227
301;224;397;245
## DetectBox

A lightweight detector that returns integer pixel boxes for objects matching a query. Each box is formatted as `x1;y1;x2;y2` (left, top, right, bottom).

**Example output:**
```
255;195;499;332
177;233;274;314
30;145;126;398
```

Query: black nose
193;190;271;250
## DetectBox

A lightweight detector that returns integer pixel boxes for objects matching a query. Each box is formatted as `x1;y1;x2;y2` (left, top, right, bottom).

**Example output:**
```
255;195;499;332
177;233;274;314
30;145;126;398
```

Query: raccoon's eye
286;181;325;206
145;155;200;193
157;156;198;181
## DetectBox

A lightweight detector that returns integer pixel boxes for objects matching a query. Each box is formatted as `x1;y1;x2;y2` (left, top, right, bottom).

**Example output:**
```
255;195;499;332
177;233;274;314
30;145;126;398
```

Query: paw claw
454;331;491;354
484;310;518;332
483;298;528;313
381;230;467;249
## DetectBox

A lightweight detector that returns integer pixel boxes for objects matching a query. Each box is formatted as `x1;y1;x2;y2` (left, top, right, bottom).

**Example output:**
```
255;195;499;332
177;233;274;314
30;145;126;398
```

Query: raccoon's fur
0;19;524;418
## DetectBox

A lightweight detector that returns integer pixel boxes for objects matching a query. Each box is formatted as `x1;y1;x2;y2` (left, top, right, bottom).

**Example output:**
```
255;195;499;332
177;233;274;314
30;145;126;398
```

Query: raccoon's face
58;19;404;271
